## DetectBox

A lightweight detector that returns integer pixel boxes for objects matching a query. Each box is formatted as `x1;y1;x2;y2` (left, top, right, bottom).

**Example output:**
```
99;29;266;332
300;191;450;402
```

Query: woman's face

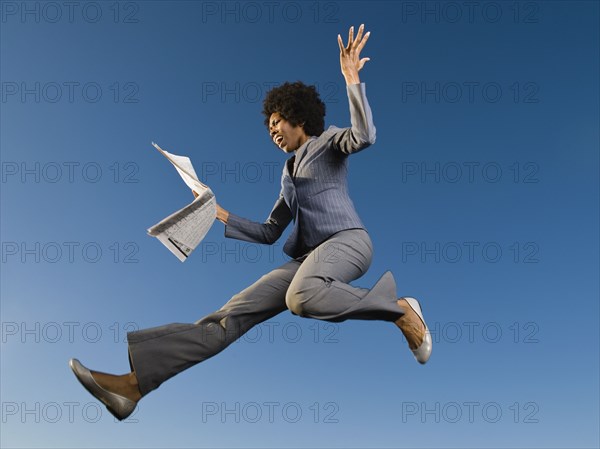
269;112;309;153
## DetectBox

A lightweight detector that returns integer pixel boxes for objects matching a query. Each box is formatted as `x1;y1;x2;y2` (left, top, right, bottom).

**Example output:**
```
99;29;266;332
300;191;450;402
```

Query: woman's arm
331;24;376;155
194;190;292;244
223;194;292;245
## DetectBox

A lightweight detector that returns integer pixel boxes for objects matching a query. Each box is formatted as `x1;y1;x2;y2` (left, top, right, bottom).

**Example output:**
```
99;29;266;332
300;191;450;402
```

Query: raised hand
337;24;371;85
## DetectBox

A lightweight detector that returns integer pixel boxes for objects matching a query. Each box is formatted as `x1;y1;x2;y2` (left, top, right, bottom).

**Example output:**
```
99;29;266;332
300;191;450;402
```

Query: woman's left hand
338;24;371;85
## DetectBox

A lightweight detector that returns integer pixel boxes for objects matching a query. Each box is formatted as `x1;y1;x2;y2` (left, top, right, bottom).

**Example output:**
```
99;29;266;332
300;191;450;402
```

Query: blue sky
1;1;598;447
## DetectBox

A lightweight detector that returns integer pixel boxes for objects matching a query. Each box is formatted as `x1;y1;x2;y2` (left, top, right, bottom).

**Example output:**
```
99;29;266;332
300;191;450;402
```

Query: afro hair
262;81;326;137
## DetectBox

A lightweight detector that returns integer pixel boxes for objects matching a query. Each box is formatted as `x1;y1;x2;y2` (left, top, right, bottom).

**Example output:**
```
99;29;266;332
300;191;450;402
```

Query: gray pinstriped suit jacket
225;82;376;259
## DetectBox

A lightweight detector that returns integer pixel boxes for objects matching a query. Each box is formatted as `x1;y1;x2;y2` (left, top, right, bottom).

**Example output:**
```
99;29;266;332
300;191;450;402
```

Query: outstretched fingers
339;24;370;54
356;29;370;53
353;24;365;48
338;24;372;82
337;33;345;52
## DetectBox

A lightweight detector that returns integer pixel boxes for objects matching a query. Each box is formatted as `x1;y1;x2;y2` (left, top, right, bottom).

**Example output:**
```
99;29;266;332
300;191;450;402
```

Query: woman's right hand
216;204;230;224
193;190;229;224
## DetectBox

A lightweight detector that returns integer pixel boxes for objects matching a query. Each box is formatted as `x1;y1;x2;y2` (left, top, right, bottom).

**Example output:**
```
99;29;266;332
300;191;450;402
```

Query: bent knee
285;278;329;317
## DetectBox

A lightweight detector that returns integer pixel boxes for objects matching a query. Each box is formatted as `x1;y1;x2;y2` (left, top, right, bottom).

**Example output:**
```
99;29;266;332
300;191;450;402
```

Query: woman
70;24;432;421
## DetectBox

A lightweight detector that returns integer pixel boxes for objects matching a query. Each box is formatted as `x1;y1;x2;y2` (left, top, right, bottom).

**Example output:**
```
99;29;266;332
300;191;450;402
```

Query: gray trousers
127;229;402;396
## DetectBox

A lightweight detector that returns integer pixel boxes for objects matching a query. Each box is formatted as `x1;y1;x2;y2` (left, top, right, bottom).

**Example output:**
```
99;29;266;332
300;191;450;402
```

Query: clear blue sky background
1;1;598;447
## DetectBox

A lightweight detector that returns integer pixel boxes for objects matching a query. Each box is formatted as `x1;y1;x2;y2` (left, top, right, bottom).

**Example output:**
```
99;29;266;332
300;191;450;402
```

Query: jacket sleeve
224;193;293;245
330;82;377;155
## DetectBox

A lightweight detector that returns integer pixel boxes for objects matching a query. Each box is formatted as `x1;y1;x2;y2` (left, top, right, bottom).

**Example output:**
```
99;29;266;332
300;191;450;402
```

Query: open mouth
275;135;284;146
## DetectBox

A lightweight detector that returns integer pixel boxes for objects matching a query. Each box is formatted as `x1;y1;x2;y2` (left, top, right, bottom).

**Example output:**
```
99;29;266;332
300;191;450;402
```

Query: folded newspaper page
147;142;217;262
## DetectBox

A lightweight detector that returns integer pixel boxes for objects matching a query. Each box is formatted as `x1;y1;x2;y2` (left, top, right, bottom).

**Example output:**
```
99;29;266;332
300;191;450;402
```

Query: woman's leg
285;229;426;349
285;229;400;321
89;259;301;399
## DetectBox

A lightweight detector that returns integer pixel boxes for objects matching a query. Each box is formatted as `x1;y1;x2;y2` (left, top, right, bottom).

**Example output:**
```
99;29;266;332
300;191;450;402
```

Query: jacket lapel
283;156;298;218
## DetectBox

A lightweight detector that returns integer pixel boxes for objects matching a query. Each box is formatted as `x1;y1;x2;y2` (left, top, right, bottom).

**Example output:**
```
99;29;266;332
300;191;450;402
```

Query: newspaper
147;142;217;262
